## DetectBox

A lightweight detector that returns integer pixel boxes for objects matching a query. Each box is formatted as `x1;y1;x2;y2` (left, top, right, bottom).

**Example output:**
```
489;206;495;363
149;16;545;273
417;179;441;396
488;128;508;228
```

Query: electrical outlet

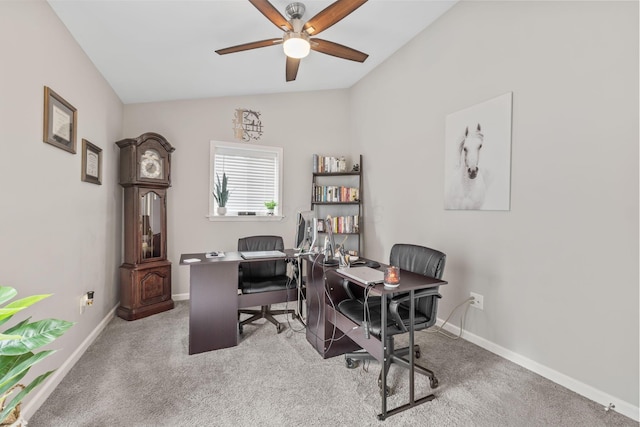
80;295;87;314
79;291;95;314
470;292;484;310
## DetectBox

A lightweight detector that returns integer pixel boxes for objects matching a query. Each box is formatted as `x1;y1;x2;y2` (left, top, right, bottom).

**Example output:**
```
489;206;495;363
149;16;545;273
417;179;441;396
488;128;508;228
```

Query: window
209;140;282;219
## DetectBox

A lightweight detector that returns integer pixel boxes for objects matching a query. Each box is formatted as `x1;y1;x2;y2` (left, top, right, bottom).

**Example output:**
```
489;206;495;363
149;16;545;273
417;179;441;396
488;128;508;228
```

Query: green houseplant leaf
0;286;74;423
0;318;73;356
0;294;51;327
213;172;230;207
0;289;17;307
0;350;54;395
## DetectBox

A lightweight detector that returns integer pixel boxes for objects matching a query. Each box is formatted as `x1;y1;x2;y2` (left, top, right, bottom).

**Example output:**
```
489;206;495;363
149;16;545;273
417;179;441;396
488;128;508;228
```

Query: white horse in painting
445;124;486;210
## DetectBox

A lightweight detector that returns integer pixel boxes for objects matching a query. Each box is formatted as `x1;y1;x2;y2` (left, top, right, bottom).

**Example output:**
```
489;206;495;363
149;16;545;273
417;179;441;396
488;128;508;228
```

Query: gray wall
123;91;351;297
349;0;638;412
0;0;123;417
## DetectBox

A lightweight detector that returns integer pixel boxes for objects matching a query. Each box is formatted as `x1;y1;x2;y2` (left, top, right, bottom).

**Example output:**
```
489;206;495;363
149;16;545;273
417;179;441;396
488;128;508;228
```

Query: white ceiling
47;0;457;104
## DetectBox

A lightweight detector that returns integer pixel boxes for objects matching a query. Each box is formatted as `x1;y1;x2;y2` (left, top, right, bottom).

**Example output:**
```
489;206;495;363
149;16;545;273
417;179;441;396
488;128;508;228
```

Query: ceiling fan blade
286;56;301;82
215;38;282;55
310;38;368;62
303;0;368;36
249;0;293;31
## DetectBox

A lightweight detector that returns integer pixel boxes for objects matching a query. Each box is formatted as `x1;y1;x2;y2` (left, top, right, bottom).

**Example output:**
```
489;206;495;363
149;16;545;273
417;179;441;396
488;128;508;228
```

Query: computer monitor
295;210;317;252
322;215;339;266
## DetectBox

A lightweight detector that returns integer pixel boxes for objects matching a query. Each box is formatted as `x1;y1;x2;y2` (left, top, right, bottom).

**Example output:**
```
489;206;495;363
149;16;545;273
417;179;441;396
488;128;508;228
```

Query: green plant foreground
0;286;74;422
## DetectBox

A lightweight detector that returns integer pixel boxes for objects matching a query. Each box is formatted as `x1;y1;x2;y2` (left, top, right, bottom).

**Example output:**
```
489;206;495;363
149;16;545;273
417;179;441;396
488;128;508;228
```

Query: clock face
140;149;162;179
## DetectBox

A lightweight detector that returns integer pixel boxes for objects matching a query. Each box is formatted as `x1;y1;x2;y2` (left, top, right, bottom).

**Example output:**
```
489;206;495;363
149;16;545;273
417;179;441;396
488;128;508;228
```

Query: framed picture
444;92;513;211
43;86;77;153
81;139;102;185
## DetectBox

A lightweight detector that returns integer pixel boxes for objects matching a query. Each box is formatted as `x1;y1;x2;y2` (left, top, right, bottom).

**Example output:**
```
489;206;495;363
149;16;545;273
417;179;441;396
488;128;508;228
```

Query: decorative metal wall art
233;109;263;142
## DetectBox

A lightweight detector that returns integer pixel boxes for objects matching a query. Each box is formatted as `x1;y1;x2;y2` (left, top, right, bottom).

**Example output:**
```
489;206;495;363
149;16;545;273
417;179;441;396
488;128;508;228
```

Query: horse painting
445;123;487;210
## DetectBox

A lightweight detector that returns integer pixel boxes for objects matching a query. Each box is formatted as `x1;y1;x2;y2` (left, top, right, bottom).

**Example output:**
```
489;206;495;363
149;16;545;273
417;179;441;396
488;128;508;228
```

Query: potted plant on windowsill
264;200;277;215
213;173;230;216
0;286;74;426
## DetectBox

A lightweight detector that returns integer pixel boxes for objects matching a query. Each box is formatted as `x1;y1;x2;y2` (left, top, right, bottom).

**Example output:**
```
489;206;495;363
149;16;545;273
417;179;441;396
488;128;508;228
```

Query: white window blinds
210;141;282;216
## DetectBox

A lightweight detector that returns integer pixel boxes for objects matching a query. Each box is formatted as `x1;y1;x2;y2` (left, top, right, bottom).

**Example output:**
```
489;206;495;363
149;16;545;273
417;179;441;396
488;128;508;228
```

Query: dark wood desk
180;250;297;355
305;254;361;358
305;255;447;420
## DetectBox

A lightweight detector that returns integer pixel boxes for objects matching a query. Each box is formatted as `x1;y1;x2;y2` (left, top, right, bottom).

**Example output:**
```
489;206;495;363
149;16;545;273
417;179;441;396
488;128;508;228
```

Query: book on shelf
312;185;359;203
315;215;359;234
313;154;348;173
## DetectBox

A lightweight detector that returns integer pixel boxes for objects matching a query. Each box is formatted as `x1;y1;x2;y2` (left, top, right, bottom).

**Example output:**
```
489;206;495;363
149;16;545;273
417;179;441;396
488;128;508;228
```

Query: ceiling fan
215;0;369;82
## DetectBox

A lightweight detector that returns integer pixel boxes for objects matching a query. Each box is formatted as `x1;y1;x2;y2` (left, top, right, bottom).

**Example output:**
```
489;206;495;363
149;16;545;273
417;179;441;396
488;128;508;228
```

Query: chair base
239;305;296;334
344;338;438;394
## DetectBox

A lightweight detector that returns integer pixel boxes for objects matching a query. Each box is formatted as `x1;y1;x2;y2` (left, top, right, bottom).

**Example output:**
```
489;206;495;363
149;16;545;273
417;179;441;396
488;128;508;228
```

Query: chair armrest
341;279;356;300
388;288;442;332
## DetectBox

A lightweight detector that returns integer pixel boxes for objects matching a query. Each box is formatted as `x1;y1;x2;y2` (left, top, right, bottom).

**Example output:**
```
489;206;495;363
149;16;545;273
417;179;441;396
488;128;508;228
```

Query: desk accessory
321;215;340;266
384;266;400;288
206;251;225;258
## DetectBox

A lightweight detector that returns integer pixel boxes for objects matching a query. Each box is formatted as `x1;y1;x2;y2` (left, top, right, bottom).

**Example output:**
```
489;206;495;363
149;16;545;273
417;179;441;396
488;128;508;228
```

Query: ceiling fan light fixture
283;32;310;59
285;2;306;20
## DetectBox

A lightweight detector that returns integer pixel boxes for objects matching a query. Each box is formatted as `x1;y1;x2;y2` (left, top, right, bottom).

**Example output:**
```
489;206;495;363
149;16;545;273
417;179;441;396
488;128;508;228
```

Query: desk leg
295;257;306;326
380;293;388;419
409;289;415;404
189;262;239;355
378;289;436;420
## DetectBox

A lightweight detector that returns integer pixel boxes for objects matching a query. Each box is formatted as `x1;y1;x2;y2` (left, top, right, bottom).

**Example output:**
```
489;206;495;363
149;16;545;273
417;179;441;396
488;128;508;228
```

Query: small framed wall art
43;86;77;153
81;139;102;185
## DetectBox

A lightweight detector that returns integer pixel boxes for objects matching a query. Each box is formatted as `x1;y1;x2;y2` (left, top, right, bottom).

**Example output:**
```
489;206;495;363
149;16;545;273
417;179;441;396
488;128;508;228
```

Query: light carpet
29;301;636;426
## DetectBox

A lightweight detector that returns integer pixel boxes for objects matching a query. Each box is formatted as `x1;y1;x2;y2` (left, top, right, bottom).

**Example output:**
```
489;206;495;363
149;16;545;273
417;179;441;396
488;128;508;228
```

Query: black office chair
337;244;446;395
238;235;296;334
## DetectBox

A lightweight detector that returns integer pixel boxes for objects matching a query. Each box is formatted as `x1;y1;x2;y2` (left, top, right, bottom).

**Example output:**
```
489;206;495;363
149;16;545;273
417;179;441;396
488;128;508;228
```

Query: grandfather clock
116;132;175;320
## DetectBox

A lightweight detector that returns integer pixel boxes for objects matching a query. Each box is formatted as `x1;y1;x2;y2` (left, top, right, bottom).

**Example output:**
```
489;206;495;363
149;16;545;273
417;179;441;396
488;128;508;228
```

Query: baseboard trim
22;303;119;421
436;318;640;422
172;293;189;301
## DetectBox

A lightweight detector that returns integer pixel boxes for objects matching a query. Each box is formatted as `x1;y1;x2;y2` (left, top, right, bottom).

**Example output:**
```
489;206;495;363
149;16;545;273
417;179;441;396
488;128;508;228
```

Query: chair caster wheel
430;376;439;389
415;350;421;359
276;323;284;334
238;325;243;334
345;357;357;369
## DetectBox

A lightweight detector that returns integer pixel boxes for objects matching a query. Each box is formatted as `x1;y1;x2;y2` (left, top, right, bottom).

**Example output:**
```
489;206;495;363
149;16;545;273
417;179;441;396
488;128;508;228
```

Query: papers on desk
206;251;225;258
183;258;201;263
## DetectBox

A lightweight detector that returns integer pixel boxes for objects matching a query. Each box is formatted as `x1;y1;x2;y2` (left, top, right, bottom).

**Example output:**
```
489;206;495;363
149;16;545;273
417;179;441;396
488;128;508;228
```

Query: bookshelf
311;154;363;256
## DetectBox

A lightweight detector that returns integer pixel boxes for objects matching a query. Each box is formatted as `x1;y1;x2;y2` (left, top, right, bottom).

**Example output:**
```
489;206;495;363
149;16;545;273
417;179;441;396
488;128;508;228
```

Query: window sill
207;214;284;222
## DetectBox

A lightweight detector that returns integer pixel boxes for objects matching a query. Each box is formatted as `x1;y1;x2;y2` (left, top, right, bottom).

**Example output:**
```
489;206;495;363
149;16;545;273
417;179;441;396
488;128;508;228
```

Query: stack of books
316;216;359;234
312;185;359;202
312;154;347;173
